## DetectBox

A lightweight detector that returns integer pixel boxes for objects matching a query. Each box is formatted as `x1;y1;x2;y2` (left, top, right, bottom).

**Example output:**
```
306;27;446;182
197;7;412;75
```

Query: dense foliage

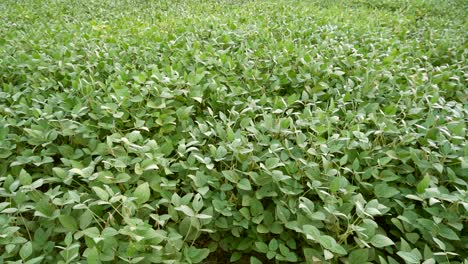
0;0;467;263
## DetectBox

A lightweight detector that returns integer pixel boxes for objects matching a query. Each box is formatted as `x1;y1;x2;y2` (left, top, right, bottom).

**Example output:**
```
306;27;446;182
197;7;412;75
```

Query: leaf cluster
0;0;466;263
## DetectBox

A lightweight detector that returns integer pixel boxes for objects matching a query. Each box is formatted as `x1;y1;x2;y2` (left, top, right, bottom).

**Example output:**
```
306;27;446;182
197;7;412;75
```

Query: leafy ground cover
0;0;467;263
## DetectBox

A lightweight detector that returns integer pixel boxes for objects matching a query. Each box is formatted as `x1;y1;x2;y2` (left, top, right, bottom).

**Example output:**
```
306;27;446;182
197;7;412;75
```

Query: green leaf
255;241;269;253
85;247;100;263
370;234;394;248
82;227;100;238
216;146;227;160
374;183;399;198
265;157;281;169
257;224;270;234
79;210;93;229
329;177;341;192
134;182;151;204
19;169;32;185
432;237;446;250
238;178;252;191
303;248;318;264
250;256;262;264
20;241;33;260
24;256;44;264
175;205;195;217
222;170;239;183
133;73;147;84
417;174;430;193
186;246;209;263
192;193;204;212
230;252;242;262
269;239;279;251
92;186;109;201
438;225;459;240
397;250;422;264
35;198;54;218
59;215;78;231
303;225;320;240
250;199;264;216
318;235;347;255
432;163;443;173
349;248;368;264
324;249;334;260
270;222;283;234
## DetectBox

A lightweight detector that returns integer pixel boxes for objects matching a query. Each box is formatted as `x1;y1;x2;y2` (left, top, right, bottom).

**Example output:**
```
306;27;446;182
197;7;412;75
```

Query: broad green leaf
238;178;252;191
192;193;204;212
349;248;368;264
134;182;151;204
216;146;227;160
84;247;100;263
269;239;279;251
318;235;347;255
59;215;78;231
82;227;100;238
35;198;54;218
20;241;33;260
175;205;195;217
303;225;320;240
79;210;93;229
222;170;239;183
250;256;262;264
24;256;44;264
230;252;242;262
417;174;430;193
19;169;32;185
255;241;269;253
375;183;399;198
324;249;334;260
92;186;109;201
438;225;459;240
265;157;281;169
370;234;394;248
257;224;270;234
186;246;209;263
397;250;422;264
432;237;446;250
